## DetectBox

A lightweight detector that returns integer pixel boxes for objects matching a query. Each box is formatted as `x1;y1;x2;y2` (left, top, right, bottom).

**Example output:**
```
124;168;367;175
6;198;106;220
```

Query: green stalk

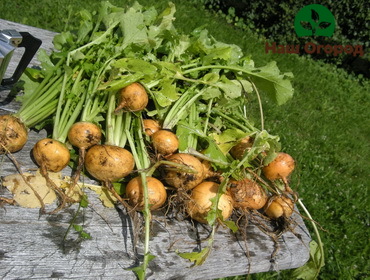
188;103;198;150
52;65;79;138
24;100;58;128
105;92;117;146
126;118;152;280
52;68;87;143
203;98;213;135
17;75;64;123
162;88;204;130
297;199;325;277
19;58;66;109
80;51;117;123
119;112;131;148
250;79;264;131
211;108;255;132
182;64;256;77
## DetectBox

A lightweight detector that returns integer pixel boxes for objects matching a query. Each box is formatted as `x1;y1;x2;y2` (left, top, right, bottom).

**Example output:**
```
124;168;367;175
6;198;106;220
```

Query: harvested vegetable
68;121;102;184
115;82;148;112
1;1;323;278
228;178;268;210
151;129;179;156
163;153;205;190
263;152;295;182
32;138;70;173
68;121;102;150
143;119;161;136
0;115;28;153
264;195;294;219
126;176;167;210
229;136;254;160
186;181;234;224
84;144;134;183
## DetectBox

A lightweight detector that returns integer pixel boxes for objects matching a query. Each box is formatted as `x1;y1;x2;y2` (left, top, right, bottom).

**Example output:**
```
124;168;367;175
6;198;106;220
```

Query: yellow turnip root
126;176;167;210
263;152;295;182
84;144;135;182
163;153;205;190
32;138;70;173
151;129;179;155
68;121;102;150
186;181;233;224
115;82;148;112
229;136;254;160
143;119;161;136
0;115;28;154
228;178;268;210
264;195;294;219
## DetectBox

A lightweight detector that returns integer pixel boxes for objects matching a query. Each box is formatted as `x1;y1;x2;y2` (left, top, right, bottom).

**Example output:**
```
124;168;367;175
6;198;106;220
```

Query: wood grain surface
0;19;311;280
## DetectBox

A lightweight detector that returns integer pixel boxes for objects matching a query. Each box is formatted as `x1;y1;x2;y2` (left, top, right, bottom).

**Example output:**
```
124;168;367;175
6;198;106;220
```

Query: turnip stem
126;118;152;279
24;100;58;128
211;108;254;132
297;198;325;274
20;58;65;109
17;76;64;122
53;68;87;143
203;98;213;134
105;92;116;146
250;80;264;131
162;88;204;130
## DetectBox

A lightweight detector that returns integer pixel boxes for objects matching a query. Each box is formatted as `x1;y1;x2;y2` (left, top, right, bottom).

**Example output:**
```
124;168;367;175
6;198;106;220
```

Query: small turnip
68;121;102;184
115;82;148;112
263;152;295;182
264;195;294;219
163;153;205;190
84;144;135;182
143;119;160;136
229;136;254;160
151;129;179;155
32;138;70;172
228;178;268;210
0;115;28;154
186;181;233;224
68;121;102;150
125;176;167;210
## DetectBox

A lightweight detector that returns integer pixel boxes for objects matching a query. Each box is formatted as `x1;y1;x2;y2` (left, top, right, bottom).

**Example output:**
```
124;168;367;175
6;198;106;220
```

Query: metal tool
0;29;41;86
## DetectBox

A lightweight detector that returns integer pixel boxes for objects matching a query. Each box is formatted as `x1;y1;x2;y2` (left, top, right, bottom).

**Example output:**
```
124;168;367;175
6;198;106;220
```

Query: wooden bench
0;19;311;280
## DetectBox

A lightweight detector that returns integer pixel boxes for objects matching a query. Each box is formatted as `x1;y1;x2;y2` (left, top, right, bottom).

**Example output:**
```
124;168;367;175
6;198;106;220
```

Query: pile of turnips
0;1;303;276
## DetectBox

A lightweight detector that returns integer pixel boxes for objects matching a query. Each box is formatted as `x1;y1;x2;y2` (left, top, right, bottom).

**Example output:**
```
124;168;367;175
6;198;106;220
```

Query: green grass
1;0;369;279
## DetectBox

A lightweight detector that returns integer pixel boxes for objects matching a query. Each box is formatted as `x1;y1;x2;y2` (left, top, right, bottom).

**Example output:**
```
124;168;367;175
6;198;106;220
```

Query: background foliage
198;0;369;78
1;0;369;279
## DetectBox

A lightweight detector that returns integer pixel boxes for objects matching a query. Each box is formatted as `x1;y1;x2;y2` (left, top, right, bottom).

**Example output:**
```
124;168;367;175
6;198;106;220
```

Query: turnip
143;119;161;136
229;136;254;160
68;121;102;184
32;138;72;213
84;144;134;183
228;178;268;210
126;176;167;210
264;195;294;219
163;153;205;190
0;115;28;154
32;138;71;173
68;121;102;150
115;82;148;112
151;129;179;156
186;181;233;224
263;152;295;182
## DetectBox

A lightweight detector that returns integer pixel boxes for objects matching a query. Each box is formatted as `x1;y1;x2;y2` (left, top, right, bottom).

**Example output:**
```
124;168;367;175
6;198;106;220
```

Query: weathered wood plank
0;19;311;280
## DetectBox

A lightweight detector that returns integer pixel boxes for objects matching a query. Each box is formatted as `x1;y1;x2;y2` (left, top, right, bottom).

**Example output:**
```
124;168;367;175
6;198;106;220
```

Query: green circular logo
294;4;335;37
